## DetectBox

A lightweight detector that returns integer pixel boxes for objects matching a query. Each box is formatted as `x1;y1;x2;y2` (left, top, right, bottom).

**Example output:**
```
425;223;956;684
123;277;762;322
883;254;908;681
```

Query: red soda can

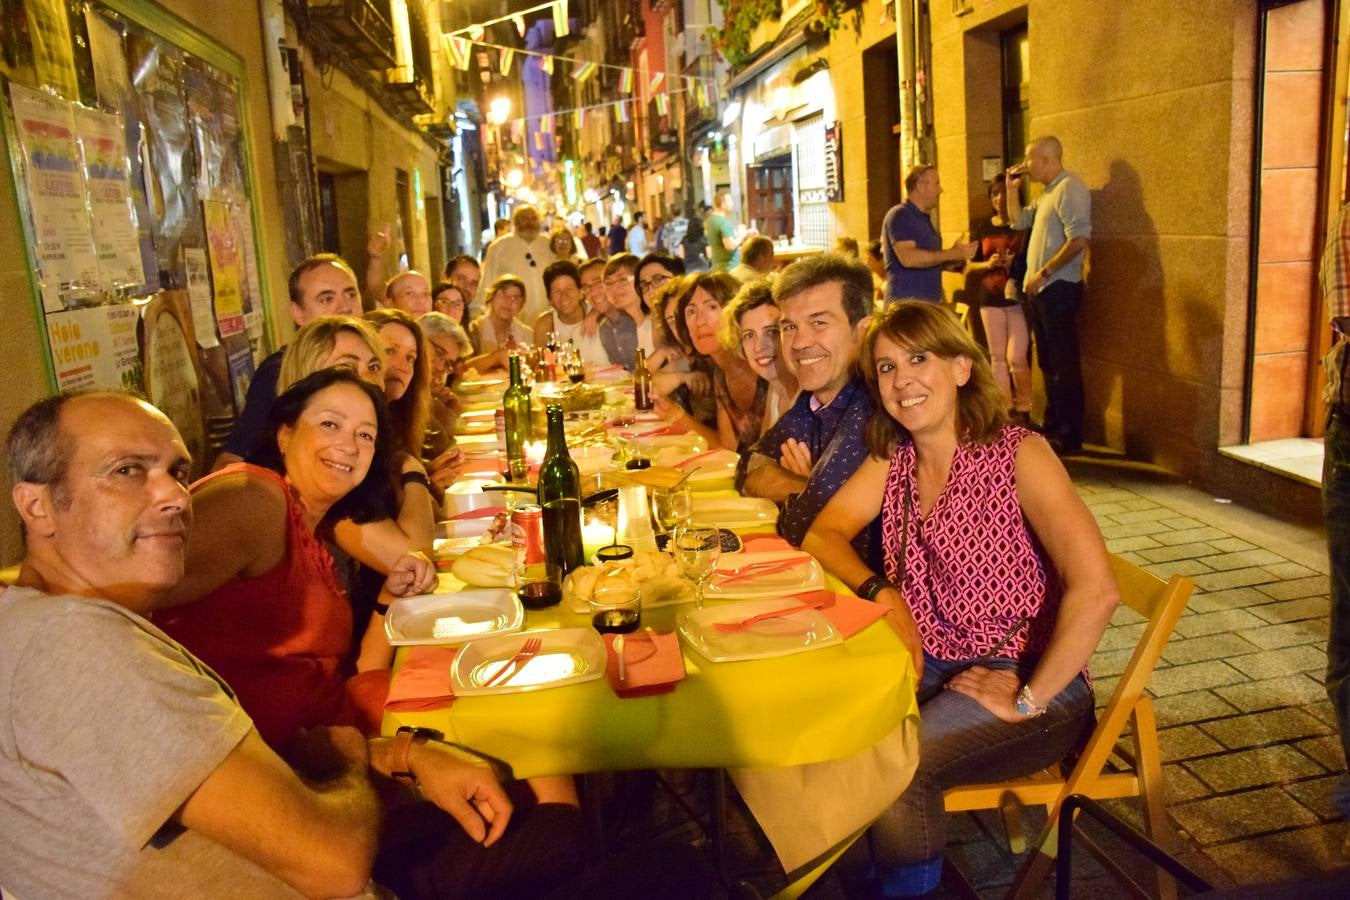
511;504;546;566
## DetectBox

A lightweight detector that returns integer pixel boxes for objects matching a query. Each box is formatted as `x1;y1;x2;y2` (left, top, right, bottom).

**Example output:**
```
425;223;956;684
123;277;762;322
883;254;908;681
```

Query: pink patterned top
880;425;1061;662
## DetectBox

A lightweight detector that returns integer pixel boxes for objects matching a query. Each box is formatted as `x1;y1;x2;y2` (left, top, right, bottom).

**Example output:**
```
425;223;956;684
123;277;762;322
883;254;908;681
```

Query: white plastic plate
384;589;524;646
451;628;607;695
678;599;841;662
704;550;824;600
689;496;779;529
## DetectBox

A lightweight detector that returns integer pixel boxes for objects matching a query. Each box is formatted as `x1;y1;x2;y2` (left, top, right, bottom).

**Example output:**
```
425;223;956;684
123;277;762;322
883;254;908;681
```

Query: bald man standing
1006;136;1091;456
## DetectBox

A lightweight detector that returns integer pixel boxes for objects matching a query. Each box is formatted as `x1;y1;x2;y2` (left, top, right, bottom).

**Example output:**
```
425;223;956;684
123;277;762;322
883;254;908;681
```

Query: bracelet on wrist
1015;684;1048;718
401;470;433;492
856;574;895;602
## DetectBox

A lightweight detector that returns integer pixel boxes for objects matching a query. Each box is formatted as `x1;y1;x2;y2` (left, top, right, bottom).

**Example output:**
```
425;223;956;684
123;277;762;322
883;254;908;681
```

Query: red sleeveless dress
157;464;388;747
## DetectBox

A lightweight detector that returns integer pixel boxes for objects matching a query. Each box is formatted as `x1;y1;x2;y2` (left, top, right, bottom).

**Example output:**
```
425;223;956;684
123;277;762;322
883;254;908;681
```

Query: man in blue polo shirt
881;165;976;303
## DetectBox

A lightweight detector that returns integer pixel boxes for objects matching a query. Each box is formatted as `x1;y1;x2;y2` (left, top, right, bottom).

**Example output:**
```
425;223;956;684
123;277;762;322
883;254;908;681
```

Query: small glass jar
595;544;634;565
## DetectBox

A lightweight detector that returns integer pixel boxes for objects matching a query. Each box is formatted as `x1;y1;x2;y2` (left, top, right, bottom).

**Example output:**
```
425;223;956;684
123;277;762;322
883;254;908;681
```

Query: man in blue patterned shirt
743;254;881;567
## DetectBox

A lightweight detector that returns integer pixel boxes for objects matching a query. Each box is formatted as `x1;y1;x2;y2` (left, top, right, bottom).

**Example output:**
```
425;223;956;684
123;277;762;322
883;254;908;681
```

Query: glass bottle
536;403;584;573
502;353;531;481
633;348;653;411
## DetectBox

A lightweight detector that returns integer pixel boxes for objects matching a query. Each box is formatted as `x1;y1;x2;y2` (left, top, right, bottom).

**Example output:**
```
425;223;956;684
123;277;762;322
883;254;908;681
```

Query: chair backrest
1060;555;1193;796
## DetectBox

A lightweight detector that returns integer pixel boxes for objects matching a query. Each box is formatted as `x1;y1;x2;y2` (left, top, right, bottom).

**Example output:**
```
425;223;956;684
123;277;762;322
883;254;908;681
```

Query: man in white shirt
627;211;650;256
480;205;555;323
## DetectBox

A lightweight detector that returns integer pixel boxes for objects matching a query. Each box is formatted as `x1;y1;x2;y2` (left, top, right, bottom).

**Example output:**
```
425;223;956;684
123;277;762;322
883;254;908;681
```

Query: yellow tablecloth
384;581;917;780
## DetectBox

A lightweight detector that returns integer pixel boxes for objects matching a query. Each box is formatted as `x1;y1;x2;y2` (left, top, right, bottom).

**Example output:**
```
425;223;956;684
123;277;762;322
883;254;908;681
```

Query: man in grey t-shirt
0;392;388;899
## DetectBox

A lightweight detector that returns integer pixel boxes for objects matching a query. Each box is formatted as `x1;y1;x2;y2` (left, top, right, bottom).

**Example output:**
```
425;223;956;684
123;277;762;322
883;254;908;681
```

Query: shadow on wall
1085;159;1220;466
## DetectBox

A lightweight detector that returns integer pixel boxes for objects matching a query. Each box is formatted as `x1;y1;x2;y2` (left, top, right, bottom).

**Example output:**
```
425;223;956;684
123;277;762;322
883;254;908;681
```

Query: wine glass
652;487;692;536
673;525;720;608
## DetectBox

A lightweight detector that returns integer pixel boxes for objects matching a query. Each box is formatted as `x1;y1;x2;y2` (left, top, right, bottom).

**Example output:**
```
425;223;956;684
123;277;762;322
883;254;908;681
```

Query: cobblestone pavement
935;458;1347;897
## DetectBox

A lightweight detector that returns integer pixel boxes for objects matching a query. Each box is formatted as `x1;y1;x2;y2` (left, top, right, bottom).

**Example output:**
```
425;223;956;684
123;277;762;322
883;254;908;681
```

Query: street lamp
487;95;512;125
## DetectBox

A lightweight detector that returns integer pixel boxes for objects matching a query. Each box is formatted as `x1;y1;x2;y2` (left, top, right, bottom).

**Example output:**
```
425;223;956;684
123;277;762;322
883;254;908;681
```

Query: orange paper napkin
789;590;890;639
385;646;459;712
739;534;795;553
603;630;686;698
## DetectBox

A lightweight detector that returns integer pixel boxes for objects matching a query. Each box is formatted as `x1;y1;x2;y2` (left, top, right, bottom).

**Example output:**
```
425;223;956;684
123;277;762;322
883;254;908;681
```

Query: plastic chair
942;554;1194;900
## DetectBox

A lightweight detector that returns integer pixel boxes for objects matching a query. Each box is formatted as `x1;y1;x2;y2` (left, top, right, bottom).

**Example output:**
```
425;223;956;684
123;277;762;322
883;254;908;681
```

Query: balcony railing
307;0;396;69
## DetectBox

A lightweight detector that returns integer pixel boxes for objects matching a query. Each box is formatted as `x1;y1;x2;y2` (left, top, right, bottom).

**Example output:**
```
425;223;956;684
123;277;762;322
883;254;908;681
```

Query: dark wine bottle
536;403;584;573
502;354;531;481
633;348;653;411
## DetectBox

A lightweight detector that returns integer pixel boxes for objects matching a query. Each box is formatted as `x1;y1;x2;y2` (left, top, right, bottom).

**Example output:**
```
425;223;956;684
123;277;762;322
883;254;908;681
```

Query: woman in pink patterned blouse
804;302;1118;897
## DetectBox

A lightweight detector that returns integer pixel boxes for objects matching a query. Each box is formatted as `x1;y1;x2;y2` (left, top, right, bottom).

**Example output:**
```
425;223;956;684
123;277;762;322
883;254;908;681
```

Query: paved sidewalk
939;457;1346;896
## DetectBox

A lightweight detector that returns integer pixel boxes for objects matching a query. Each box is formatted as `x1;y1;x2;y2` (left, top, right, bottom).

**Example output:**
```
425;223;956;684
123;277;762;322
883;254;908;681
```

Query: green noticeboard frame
0;0;276;393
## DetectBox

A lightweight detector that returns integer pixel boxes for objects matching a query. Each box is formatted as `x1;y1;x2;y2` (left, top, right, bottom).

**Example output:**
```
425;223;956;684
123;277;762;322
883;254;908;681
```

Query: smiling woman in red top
156;367;435;749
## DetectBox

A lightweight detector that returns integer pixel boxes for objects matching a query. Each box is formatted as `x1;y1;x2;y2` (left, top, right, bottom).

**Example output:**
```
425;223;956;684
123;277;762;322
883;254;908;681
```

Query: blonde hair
279;316;383;394
861;302;1008;458
718;277;777;357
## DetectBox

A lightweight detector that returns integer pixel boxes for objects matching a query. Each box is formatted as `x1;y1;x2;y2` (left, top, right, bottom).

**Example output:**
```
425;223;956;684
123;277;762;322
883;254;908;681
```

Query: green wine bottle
537;403;584;573
502;354;531;481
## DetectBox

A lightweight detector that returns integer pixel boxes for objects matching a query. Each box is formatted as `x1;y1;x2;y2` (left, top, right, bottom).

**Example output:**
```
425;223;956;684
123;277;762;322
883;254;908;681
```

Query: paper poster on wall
46;304;143;392
183;247;219;348
226;341;257;415
85;10;160;290
203;199;245;336
74;106;146;290
8;84;101;311
143;298;206;465
22;0;80;101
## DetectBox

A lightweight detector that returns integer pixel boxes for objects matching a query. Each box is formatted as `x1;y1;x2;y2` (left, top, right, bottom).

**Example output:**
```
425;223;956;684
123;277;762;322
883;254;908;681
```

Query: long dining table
382;371;921;878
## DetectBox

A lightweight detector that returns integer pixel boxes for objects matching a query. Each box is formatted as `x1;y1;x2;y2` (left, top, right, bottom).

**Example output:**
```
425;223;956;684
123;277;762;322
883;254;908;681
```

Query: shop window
745;160;793;244
793;113;829;248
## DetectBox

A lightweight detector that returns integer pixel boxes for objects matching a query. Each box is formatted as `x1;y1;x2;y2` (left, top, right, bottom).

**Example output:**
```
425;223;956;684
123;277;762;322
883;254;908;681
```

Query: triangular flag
570;60;596;81
513;15;526;37
649;72;665;92
574;106;585;127
542;113;553;133
553;0;570;38
614;101;628;124
655;93;668;116
453;37;471;71
499;48;514;76
620;68;633;92
542;55;554;75
469;25;484;41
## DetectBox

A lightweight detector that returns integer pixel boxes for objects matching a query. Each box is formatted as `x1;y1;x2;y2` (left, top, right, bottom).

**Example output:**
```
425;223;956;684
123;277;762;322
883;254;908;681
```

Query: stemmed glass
652;487;692;536
673;525;720;609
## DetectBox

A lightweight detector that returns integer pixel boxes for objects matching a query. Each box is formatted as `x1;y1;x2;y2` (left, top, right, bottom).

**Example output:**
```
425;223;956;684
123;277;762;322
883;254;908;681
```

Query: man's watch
1015;684;1048;719
390;726;443;786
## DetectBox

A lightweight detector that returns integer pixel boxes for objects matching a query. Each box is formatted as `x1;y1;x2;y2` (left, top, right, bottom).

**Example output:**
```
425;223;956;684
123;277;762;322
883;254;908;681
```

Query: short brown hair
861;301;1008;458
603;253;639;280
288;254;355;305
772;253;873;327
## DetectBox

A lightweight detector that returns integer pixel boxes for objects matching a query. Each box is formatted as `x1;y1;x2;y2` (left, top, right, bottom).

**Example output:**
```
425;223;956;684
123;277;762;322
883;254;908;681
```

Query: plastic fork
713;596;834;633
716;555;810;576
481;636;543;687
715;558;810;585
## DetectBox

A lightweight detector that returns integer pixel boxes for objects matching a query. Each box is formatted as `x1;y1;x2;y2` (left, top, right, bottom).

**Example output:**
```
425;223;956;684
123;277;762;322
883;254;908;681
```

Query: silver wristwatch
1015;684;1048;718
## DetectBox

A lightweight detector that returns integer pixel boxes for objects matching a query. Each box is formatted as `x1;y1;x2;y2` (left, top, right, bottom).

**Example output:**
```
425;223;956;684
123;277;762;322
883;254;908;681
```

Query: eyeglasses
639;273;671;294
525;252;537;268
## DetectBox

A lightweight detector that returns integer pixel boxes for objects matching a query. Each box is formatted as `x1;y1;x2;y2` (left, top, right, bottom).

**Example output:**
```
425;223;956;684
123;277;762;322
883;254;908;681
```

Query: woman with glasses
466;275;533;372
597;254;652;370
431;281;471;330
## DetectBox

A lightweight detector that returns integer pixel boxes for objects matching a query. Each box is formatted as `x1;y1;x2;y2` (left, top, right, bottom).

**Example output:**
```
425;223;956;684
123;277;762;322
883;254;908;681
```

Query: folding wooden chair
943;554;1194;899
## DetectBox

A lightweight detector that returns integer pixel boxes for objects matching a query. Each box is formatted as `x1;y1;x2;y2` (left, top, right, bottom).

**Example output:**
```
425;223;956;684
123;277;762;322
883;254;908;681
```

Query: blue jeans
1324;410;1350;817
853;653;1094;896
